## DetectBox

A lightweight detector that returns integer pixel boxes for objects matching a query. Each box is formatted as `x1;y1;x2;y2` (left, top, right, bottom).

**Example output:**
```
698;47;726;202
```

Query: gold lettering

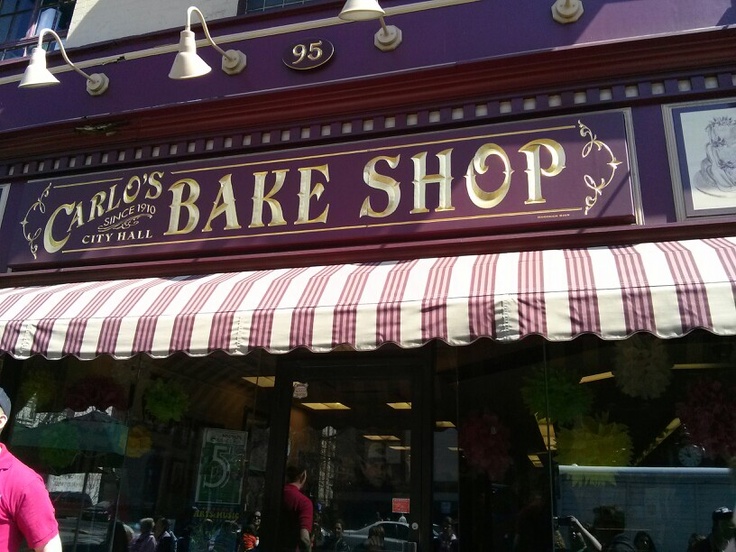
359;155;401;218
296;165;330;225
89;191;107;222
465;144;513;209
107;183;122;211
43;203;74;253
146;172;164;200
410;149;455;214
165;178;200;235
519;139;566;204
250;170;288;228
203;174;242;232
66;202;85;233
124;176;141;204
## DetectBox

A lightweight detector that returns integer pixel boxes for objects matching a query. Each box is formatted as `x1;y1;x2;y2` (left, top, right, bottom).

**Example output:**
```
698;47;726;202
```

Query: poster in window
664;99;736;219
196;428;247;505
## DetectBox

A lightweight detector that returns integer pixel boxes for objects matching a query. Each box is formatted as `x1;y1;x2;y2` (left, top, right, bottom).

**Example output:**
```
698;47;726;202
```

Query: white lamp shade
339;0;385;21
169;29;212;79
19;47;60;88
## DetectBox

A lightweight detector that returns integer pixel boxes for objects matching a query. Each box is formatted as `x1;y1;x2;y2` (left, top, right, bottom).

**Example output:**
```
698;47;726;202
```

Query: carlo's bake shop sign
10;111;635;268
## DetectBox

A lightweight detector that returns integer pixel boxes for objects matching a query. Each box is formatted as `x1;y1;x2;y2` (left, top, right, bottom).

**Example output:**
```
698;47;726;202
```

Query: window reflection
434;332;736;551
7;351;275;552
0;0;76;60
3;331;735;552
281;366;415;551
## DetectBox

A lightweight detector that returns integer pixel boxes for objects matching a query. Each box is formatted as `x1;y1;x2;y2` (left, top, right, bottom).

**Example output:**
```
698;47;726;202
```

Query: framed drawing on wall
664;98;736;220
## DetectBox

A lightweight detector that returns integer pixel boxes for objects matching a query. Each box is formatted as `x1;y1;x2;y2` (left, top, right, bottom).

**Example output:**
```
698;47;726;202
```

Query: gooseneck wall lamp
18;28;109;95
169;6;247;79
338;0;402;51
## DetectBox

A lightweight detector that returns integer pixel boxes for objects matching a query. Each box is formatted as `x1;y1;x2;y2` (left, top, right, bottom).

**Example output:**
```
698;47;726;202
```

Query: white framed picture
664;99;736;219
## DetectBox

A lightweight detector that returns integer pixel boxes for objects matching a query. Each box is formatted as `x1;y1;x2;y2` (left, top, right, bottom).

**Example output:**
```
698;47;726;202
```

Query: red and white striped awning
0;237;735;360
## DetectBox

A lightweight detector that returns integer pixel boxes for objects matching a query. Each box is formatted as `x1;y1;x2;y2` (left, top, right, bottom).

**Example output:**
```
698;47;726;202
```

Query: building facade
0;0;735;550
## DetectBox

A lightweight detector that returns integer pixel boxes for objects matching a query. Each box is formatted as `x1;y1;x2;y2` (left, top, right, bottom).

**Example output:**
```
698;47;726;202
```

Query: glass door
270;357;430;552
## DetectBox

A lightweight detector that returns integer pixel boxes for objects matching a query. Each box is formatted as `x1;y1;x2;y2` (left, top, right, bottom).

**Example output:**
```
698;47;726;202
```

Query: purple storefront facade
0;1;735;551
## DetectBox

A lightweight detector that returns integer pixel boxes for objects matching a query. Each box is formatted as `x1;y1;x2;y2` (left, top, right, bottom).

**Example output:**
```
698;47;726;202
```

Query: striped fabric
0;237;735;360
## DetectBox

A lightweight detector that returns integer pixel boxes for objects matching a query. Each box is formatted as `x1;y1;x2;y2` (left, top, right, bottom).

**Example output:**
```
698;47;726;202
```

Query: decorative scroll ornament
20;183;52;259
579;121;622;215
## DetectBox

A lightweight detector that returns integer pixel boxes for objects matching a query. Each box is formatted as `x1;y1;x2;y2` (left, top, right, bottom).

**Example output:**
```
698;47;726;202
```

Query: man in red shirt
279;464;313;552
0;387;61;552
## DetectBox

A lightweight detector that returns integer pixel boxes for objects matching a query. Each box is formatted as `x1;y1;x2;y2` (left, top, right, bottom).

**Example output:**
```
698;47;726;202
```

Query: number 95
292;41;323;64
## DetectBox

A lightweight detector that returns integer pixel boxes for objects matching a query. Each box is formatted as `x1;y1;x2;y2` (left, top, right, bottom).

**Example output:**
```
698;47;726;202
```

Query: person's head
593;506;625;545
243;524;256;536
112;521;130;547
361;443;389;488
334;520;345;537
688;533;707;552
368;525;384;541
634;531;655;551
711;507;735;544
154;517;170;537
441;517;454;536
0;388;11;433
251;511;261;529
285;463;308;488
140;518;155;534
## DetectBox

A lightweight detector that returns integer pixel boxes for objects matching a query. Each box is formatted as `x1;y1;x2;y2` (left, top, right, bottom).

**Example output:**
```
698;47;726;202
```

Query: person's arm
35;533;62;552
299;528;312;552
569;516;602;552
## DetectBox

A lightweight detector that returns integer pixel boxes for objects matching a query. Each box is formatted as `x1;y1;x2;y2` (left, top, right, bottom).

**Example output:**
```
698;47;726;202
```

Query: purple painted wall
0;0;734;133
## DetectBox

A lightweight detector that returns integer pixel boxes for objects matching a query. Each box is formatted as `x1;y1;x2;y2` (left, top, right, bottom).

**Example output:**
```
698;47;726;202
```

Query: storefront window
277;358;419;552
2;331;735;552
435;332;736;552
5;350;276;552
433;337;550;551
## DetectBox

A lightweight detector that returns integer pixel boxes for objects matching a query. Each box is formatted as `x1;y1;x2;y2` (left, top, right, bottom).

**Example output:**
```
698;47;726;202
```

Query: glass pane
282;370;414;551
36;0;74;31
0;16;11;42
438;332;736;551
7;11;32;40
436;337;550;552
0;1;19;15
0;44;28;58
553;332;736;552
55;0;73;31
7;350;276;552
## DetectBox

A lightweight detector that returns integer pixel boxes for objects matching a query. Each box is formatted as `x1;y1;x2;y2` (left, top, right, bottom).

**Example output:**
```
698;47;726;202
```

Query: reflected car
81;500;112;521
342;521;413;551
49;491;93;518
